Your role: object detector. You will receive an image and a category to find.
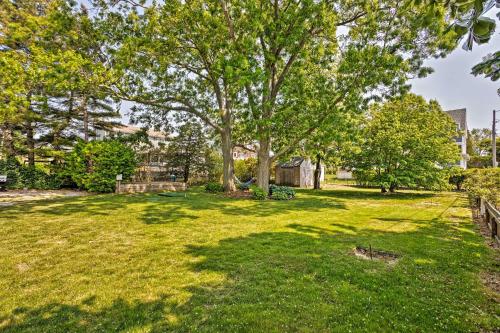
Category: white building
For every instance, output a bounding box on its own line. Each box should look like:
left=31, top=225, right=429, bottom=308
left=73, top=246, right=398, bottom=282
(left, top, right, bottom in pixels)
left=445, top=109, right=468, bottom=169
left=95, top=125, right=169, bottom=147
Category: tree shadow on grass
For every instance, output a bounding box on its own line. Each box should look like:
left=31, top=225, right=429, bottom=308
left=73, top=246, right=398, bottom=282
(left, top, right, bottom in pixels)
left=137, top=191, right=348, bottom=224
left=1, top=213, right=494, bottom=332
left=299, top=188, right=438, bottom=201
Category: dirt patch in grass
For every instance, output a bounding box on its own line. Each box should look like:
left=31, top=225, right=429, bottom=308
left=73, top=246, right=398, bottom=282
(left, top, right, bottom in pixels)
left=0, top=190, right=89, bottom=204
left=354, top=246, right=400, bottom=264
left=224, top=190, right=253, bottom=199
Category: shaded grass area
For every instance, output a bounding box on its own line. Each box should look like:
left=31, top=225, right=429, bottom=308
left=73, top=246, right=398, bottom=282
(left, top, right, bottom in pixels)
left=0, top=186, right=498, bottom=332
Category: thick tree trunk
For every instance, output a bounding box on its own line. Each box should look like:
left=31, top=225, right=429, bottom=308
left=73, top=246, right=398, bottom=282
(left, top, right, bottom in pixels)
left=314, top=153, right=321, bottom=190
left=82, top=96, right=89, bottom=142
left=25, top=120, right=35, bottom=167
left=381, top=186, right=387, bottom=193
left=221, top=127, right=236, bottom=192
left=183, top=163, right=190, bottom=183
left=257, top=135, right=271, bottom=193
left=389, top=183, right=396, bottom=193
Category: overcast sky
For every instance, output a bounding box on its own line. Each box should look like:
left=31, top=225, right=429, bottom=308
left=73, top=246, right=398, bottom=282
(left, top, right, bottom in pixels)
left=410, top=15, right=499, bottom=130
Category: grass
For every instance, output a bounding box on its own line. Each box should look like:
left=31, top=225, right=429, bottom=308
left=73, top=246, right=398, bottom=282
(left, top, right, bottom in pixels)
left=0, top=186, right=498, bottom=332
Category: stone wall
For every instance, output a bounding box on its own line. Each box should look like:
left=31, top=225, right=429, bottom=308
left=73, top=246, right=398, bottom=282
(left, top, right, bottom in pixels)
left=116, top=181, right=187, bottom=194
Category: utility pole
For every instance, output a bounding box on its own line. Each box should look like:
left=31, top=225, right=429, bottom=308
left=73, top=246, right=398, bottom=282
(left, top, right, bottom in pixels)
left=493, top=110, right=499, bottom=168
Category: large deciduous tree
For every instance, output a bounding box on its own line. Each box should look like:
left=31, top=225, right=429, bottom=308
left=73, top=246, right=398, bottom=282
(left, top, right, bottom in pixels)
left=96, top=0, right=460, bottom=192
left=348, top=94, right=460, bottom=193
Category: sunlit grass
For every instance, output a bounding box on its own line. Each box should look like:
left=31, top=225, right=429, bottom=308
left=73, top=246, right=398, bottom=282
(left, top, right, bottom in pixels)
left=0, top=186, right=498, bottom=332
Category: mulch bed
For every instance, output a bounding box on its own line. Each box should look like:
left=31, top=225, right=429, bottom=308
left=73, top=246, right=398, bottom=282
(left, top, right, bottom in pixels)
left=224, top=190, right=253, bottom=199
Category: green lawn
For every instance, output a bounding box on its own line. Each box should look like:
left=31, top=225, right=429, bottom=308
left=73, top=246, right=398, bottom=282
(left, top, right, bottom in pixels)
left=0, top=187, right=498, bottom=332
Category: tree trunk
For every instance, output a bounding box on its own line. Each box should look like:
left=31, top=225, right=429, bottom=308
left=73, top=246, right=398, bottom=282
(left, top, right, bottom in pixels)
left=389, top=183, right=396, bottom=193
left=82, top=96, right=89, bottom=142
left=25, top=120, right=35, bottom=167
left=314, top=153, right=321, bottom=190
left=257, top=135, right=271, bottom=193
left=221, top=127, right=236, bottom=192
left=183, top=162, right=190, bottom=184
left=381, top=186, right=387, bottom=193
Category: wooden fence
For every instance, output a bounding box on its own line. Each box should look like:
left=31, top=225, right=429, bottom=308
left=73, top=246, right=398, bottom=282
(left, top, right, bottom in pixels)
left=479, top=198, right=500, bottom=244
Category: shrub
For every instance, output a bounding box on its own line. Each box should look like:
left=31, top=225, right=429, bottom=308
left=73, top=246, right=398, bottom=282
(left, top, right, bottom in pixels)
left=463, top=168, right=500, bottom=208
left=271, top=191, right=289, bottom=200
left=0, top=157, right=62, bottom=190
left=250, top=185, right=267, bottom=200
left=269, top=184, right=295, bottom=200
left=65, top=140, right=137, bottom=193
left=205, top=182, right=224, bottom=193
left=448, top=167, right=466, bottom=190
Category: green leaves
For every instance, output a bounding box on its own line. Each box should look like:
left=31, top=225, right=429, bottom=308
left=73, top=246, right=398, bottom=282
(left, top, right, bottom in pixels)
left=471, top=51, right=500, bottom=81
left=65, top=139, right=137, bottom=192
left=348, top=94, right=461, bottom=191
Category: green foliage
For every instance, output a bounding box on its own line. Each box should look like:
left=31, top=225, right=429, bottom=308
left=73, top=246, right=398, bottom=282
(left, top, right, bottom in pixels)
left=250, top=185, right=267, bottom=200
left=269, top=184, right=296, bottom=200
left=234, top=158, right=257, bottom=182
left=164, top=119, right=215, bottom=183
left=451, top=0, right=498, bottom=51
left=466, top=128, right=499, bottom=168
left=269, top=191, right=288, bottom=201
left=65, top=140, right=136, bottom=193
left=205, top=182, right=224, bottom=193
left=463, top=168, right=500, bottom=207
left=448, top=167, right=466, bottom=191
left=96, top=0, right=462, bottom=192
left=347, top=94, right=460, bottom=192
left=0, top=157, right=61, bottom=190
left=472, top=51, right=500, bottom=81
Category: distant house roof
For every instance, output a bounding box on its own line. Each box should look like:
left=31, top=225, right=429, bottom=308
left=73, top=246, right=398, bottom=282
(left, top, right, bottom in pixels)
left=114, top=125, right=167, bottom=140
left=445, top=109, right=467, bottom=131
left=278, top=157, right=304, bottom=168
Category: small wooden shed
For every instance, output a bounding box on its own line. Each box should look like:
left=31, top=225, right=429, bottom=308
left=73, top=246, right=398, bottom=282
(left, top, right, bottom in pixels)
left=275, top=157, right=324, bottom=188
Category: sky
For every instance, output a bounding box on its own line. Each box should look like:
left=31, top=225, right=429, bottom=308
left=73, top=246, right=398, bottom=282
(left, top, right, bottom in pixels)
left=410, top=14, right=500, bottom=130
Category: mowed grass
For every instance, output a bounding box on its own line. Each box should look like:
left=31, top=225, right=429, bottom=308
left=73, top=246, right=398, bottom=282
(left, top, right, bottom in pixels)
left=0, top=187, right=498, bottom=332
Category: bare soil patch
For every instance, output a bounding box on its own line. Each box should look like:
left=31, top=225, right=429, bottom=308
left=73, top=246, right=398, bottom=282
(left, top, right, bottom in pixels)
left=224, top=190, right=253, bottom=199
left=0, top=189, right=89, bottom=204
left=354, top=246, right=400, bottom=264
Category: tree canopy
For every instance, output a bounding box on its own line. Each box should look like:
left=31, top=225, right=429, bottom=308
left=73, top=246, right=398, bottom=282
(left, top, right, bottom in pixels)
left=347, top=94, right=460, bottom=192
left=92, top=0, right=465, bottom=191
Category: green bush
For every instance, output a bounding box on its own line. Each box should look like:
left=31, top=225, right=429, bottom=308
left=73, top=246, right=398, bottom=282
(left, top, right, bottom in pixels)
left=0, top=157, right=62, bottom=190
left=250, top=185, right=267, bottom=200
left=205, top=182, right=224, bottom=193
left=270, top=191, right=289, bottom=200
left=448, top=167, right=466, bottom=190
left=463, top=168, right=500, bottom=207
left=269, top=184, right=295, bottom=200
left=65, top=140, right=137, bottom=193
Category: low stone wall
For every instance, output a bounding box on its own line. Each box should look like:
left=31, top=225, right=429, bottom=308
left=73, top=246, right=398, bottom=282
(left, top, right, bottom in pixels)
left=116, top=181, right=187, bottom=194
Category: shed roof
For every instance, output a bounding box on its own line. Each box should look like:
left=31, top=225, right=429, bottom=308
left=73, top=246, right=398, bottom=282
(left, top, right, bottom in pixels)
left=278, top=157, right=304, bottom=168
left=445, top=109, right=467, bottom=130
